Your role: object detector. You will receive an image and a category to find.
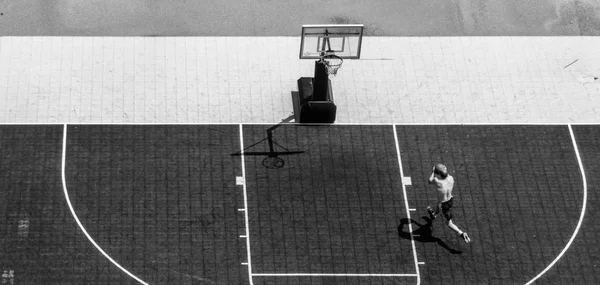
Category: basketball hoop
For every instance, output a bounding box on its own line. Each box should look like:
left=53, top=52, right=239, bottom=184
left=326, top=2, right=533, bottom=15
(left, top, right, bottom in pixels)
left=320, top=54, right=343, bottom=76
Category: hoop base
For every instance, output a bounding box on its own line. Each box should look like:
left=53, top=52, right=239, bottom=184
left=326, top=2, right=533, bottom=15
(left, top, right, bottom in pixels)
left=299, top=101, right=337, bottom=123
left=293, top=77, right=337, bottom=124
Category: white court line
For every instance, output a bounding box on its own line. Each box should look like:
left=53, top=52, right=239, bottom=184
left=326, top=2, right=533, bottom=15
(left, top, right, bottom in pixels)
left=392, top=124, right=421, bottom=285
left=61, top=124, right=149, bottom=285
left=524, top=124, right=588, bottom=284
left=1, top=122, right=595, bottom=126
left=235, top=122, right=593, bottom=126
left=252, top=273, right=418, bottom=277
left=238, top=124, right=254, bottom=285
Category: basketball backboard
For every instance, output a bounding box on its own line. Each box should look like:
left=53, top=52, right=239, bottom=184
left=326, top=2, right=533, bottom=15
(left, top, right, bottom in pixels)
left=300, top=24, right=364, bottom=59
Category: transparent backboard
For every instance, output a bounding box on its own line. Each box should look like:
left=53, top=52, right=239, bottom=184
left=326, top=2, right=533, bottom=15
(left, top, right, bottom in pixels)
left=300, top=24, right=364, bottom=59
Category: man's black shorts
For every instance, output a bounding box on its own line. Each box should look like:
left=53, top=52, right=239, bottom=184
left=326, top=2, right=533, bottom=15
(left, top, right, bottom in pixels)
left=440, top=198, right=454, bottom=221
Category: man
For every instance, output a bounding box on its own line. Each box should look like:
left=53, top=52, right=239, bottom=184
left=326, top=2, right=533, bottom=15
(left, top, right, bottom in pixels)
left=427, top=163, right=471, bottom=243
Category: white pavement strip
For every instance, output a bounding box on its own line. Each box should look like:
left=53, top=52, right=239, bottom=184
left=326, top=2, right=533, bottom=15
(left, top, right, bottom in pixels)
left=0, top=37, right=599, bottom=124
left=61, top=124, right=149, bottom=285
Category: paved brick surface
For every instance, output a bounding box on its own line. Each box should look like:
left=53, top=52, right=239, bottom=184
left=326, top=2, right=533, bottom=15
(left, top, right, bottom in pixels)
left=0, top=125, right=133, bottom=284
left=0, top=37, right=599, bottom=124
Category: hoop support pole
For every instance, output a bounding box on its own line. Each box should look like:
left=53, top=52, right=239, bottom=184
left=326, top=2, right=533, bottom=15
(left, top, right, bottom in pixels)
left=313, top=60, right=330, bottom=101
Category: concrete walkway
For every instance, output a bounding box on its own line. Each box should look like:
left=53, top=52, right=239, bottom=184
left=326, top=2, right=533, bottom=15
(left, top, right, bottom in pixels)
left=0, top=36, right=598, bottom=124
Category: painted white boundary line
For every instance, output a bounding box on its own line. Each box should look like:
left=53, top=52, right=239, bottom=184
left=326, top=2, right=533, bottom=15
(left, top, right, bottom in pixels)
left=252, top=273, right=418, bottom=277
left=1, top=122, right=597, bottom=126
left=392, top=125, right=421, bottom=285
left=61, top=124, right=149, bottom=285
left=238, top=124, right=254, bottom=285
left=524, top=124, right=588, bottom=284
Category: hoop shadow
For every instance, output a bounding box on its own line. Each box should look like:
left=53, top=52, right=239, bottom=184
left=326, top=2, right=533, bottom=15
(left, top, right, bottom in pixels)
left=398, top=216, right=462, bottom=254
left=230, top=115, right=304, bottom=169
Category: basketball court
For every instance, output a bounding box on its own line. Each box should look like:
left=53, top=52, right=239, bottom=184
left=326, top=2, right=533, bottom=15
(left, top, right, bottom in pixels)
left=1, top=20, right=599, bottom=285
left=0, top=123, right=595, bottom=284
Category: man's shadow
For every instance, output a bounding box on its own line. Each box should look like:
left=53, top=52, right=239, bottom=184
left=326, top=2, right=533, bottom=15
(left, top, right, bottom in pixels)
left=398, top=216, right=462, bottom=254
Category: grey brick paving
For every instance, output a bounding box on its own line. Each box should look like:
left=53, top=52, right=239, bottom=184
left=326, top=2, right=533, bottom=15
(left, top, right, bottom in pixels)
left=1, top=37, right=599, bottom=124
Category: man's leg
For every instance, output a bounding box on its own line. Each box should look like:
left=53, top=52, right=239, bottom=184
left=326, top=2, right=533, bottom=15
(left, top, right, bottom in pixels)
left=447, top=219, right=471, bottom=243
left=442, top=200, right=470, bottom=243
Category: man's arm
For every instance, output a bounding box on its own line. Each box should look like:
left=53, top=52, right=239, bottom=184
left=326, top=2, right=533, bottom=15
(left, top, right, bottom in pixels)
left=428, top=166, right=436, bottom=184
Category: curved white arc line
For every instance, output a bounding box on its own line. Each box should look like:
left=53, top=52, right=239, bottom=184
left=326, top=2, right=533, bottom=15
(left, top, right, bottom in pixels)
left=525, top=124, right=587, bottom=285
left=61, top=124, right=149, bottom=285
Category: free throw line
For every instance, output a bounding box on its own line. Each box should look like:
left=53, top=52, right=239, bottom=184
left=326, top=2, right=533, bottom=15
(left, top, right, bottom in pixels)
left=252, top=273, right=418, bottom=277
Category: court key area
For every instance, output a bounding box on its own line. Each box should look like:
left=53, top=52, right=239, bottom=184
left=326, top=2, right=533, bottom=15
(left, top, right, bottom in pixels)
left=0, top=124, right=597, bottom=284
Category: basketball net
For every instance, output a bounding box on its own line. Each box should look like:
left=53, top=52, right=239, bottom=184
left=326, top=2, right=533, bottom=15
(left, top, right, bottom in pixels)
left=320, top=31, right=344, bottom=76
left=320, top=53, right=343, bottom=76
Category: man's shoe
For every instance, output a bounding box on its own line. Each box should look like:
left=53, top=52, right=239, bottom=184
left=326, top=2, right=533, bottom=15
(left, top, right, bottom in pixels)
left=427, top=206, right=437, bottom=220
